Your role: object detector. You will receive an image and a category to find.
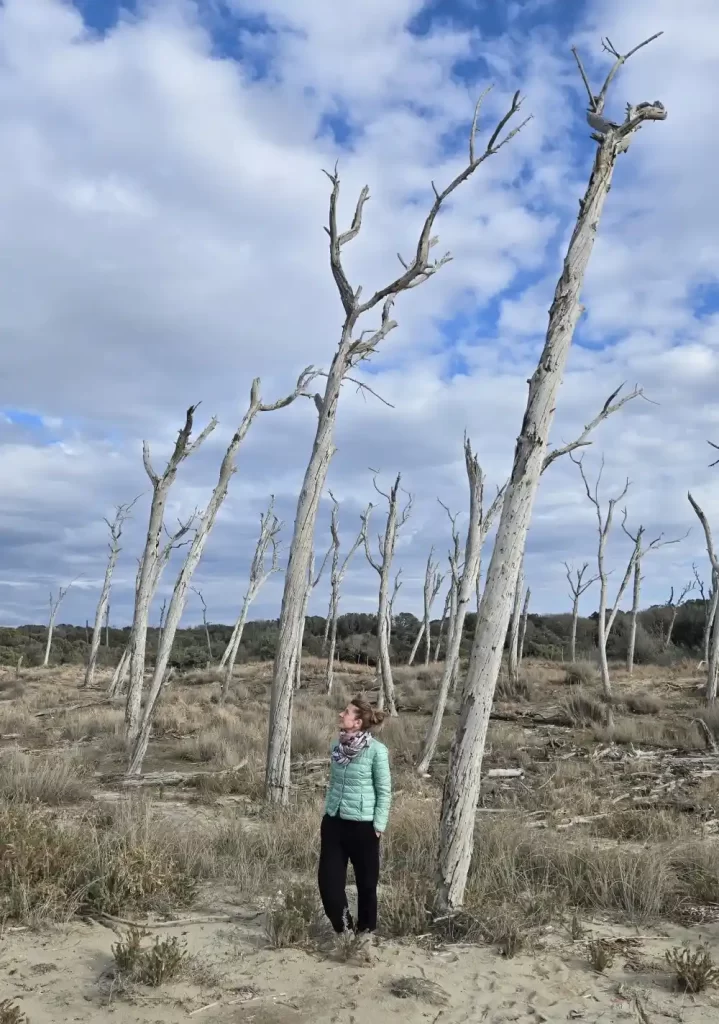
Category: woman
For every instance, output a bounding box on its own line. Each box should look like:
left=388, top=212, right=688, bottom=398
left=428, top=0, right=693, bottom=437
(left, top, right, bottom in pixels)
left=318, top=696, right=391, bottom=939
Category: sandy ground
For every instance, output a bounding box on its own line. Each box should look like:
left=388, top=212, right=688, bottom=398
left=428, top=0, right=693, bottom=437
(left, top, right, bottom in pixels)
left=2, top=911, right=718, bottom=1024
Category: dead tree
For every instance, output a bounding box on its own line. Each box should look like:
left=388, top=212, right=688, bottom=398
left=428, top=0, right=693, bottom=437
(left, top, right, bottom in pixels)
left=506, top=555, right=525, bottom=687
left=421, top=550, right=444, bottom=666
left=191, top=587, right=213, bottom=666
left=266, top=91, right=532, bottom=805
left=83, top=499, right=138, bottom=688
left=564, top=562, right=599, bottom=662
left=693, top=563, right=717, bottom=668
left=417, top=438, right=496, bottom=775
left=325, top=495, right=367, bottom=694
left=105, top=604, right=110, bottom=648
left=407, top=622, right=425, bottom=666
left=688, top=493, right=719, bottom=702
left=295, top=543, right=332, bottom=690
left=437, top=32, right=667, bottom=909
left=518, top=585, right=531, bottom=666
left=433, top=589, right=451, bottom=662
left=124, top=405, right=217, bottom=743
left=43, top=577, right=82, bottom=667
left=664, top=581, right=695, bottom=649
left=440, top=503, right=463, bottom=695
left=219, top=497, right=281, bottom=701
left=127, top=371, right=315, bottom=775
left=363, top=473, right=412, bottom=716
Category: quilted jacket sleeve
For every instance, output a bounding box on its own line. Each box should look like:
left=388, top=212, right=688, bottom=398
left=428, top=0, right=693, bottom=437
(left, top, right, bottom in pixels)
left=372, top=742, right=392, bottom=833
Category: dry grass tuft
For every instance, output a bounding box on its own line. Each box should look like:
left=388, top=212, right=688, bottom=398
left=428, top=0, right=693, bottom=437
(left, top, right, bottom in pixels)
left=564, top=661, right=600, bottom=687
left=561, top=688, right=606, bottom=726
left=0, top=1000, right=29, bottom=1024
left=0, top=750, right=91, bottom=805
left=112, top=926, right=189, bottom=987
left=665, top=944, right=719, bottom=993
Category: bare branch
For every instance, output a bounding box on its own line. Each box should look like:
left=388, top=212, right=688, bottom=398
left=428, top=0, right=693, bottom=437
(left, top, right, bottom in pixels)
left=593, top=32, right=664, bottom=116
left=323, top=168, right=370, bottom=315
left=571, top=46, right=596, bottom=109
left=543, top=384, right=643, bottom=471
left=258, top=365, right=319, bottom=412
left=314, top=369, right=395, bottom=408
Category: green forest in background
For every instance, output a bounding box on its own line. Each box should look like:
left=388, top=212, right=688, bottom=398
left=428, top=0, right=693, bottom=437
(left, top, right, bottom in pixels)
left=0, top=598, right=708, bottom=670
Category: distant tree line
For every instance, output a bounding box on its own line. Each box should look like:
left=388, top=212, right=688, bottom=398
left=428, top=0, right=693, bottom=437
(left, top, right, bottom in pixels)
left=0, top=598, right=706, bottom=671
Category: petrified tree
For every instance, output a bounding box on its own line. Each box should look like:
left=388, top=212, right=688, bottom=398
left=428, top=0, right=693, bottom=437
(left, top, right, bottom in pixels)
left=564, top=561, right=599, bottom=663
left=295, top=543, right=331, bottom=690
left=693, top=563, right=717, bottom=669
left=506, top=555, right=526, bottom=688
left=517, top=585, right=531, bottom=667
left=126, top=371, right=314, bottom=775
left=219, top=497, right=281, bottom=702
left=688, top=493, right=719, bottom=702
left=83, top=499, right=137, bottom=687
left=363, top=473, right=412, bottom=715
left=266, top=89, right=531, bottom=805
left=43, top=576, right=82, bottom=668
left=407, top=549, right=444, bottom=668
left=324, top=494, right=367, bottom=694
left=433, top=588, right=451, bottom=662
left=437, top=32, right=667, bottom=909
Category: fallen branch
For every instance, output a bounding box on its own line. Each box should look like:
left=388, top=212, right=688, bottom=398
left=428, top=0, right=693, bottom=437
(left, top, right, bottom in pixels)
left=102, top=760, right=248, bottom=788
left=85, top=909, right=261, bottom=930
left=34, top=698, right=115, bottom=718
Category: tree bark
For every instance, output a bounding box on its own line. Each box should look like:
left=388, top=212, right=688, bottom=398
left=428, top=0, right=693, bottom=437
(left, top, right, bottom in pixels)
left=127, top=374, right=312, bottom=776
left=421, top=550, right=443, bottom=667
left=436, top=41, right=666, bottom=909
left=363, top=475, right=412, bottom=716
left=266, top=91, right=531, bottom=804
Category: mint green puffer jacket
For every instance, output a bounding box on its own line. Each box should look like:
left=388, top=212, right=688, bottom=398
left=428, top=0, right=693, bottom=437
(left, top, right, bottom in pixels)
left=324, top=737, right=392, bottom=833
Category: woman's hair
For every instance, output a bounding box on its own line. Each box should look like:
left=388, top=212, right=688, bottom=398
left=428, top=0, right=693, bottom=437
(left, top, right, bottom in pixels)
left=350, top=695, right=385, bottom=731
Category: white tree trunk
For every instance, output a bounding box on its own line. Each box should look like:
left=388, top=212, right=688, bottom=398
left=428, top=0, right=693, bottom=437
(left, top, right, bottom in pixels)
left=85, top=502, right=136, bottom=687
left=518, top=586, right=531, bottom=666
left=43, top=578, right=80, bottom=668
left=434, top=590, right=451, bottom=662
left=507, top=558, right=525, bottom=686
left=221, top=499, right=281, bottom=701
left=570, top=596, right=580, bottom=664
left=266, top=92, right=531, bottom=803
left=626, top=559, right=642, bottom=674
left=125, top=406, right=217, bottom=744
left=436, top=51, right=667, bottom=908
left=325, top=497, right=366, bottom=695
left=109, top=644, right=130, bottom=697
left=408, top=624, right=425, bottom=666
left=705, top=578, right=718, bottom=668
left=688, top=495, right=719, bottom=703
left=127, top=375, right=311, bottom=776
left=417, top=438, right=485, bottom=774
left=421, top=550, right=443, bottom=667
left=364, top=475, right=411, bottom=717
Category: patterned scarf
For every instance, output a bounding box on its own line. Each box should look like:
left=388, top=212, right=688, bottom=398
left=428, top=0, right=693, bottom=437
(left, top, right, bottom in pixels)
left=332, top=729, right=371, bottom=766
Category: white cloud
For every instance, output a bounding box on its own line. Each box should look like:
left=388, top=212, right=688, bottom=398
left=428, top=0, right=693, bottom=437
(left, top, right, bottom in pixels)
left=0, top=0, right=717, bottom=632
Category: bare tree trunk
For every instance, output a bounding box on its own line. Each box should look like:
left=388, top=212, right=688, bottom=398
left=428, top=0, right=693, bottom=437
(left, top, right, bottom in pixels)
left=363, top=475, right=412, bottom=716
left=626, top=559, right=642, bottom=674
left=664, top=581, right=694, bottom=649
left=507, top=557, right=525, bottom=686
left=434, top=591, right=451, bottom=662
left=408, top=624, right=425, bottom=666
left=706, top=578, right=718, bottom=668
left=417, top=438, right=489, bottom=774
left=105, top=603, right=110, bottom=649
left=688, top=494, right=719, bottom=702
left=436, top=36, right=667, bottom=910
left=421, top=550, right=444, bottom=667
left=84, top=501, right=137, bottom=688
left=295, top=543, right=331, bottom=691
left=266, top=90, right=531, bottom=804
left=220, top=497, right=281, bottom=701
left=127, top=374, right=313, bottom=776
left=518, top=586, right=531, bottom=666
left=43, top=577, right=81, bottom=667
left=125, top=405, right=217, bottom=744
left=325, top=495, right=366, bottom=694
left=109, top=645, right=130, bottom=697
left=191, top=587, right=213, bottom=666
left=564, top=562, right=598, bottom=664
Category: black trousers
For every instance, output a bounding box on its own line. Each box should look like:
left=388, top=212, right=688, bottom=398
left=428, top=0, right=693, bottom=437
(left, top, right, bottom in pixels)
left=317, top=814, right=380, bottom=934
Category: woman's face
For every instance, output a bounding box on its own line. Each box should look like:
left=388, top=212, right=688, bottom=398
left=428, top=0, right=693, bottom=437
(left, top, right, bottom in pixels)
left=339, top=703, right=363, bottom=733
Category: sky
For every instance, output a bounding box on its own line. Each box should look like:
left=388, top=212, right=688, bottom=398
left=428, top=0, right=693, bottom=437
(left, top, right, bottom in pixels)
left=1, top=0, right=718, bottom=630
